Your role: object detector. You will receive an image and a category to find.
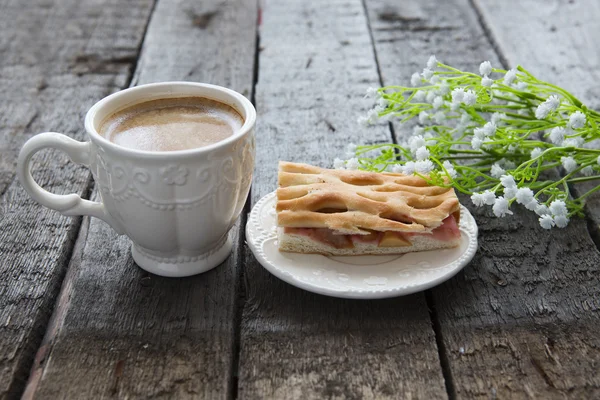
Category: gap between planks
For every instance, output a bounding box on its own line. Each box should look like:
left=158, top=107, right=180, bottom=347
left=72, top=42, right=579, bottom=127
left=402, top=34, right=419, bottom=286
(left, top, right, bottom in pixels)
left=229, top=5, right=262, bottom=399
left=19, top=1, right=159, bottom=397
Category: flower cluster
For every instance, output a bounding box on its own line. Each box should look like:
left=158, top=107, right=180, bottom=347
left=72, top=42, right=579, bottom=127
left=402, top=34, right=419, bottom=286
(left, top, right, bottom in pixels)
left=338, top=57, right=600, bottom=229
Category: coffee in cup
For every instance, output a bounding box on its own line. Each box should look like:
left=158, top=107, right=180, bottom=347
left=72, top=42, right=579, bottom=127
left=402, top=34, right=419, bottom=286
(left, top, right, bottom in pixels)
left=99, top=97, right=244, bottom=152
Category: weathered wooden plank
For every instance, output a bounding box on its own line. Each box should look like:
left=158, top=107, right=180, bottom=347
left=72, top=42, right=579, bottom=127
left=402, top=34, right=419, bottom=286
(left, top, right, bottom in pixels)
left=238, top=0, right=447, bottom=398
left=473, top=0, right=600, bottom=245
left=366, top=0, right=600, bottom=397
left=23, top=0, right=258, bottom=398
left=0, top=0, right=155, bottom=398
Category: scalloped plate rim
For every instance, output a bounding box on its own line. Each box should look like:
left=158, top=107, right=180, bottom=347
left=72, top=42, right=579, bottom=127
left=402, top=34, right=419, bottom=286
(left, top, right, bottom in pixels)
left=246, top=191, right=478, bottom=299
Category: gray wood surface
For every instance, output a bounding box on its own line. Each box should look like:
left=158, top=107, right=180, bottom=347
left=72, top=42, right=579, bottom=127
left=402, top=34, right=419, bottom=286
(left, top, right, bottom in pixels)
left=367, top=0, right=600, bottom=397
left=0, top=0, right=155, bottom=398
left=2, top=0, right=599, bottom=398
left=237, top=0, right=447, bottom=398
left=23, top=0, right=257, bottom=398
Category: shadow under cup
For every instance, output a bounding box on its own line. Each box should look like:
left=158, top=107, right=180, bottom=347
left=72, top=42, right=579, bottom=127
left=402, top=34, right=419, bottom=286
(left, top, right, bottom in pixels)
left=86, top=82, right=256, bottom=277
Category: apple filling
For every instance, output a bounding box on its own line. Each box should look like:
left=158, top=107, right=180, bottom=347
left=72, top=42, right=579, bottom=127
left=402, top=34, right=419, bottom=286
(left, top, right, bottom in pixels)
left=283, top=215, right=460, bottom=249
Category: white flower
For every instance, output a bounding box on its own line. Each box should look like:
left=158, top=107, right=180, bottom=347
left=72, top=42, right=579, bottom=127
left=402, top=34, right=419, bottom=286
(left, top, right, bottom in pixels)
left=450, top=102, right=461, bottom=111
left=460, top=113, right=472, bottom=124
left=438, top=82, right=450, bottom=95
left=581, top=166, right=594, bottom=176
left=432, top=96, right=444, bottom=110
left=473, top=127, right=486, bottom=140
left=365, top=87, right=379, bottom=99
left=493, top=196, right=513, bottom=217
left=569, top=111, right=586, bottom=129
left=554, top=215, right=569, bottom=228
left=504, top=186, right=517, bottom=200
left=481, top=190, right=496, bottom=205
left=471, top=137, right=482, bottom=150
left=403, top=161, right=416, bottom=175
left=549, top=200, right=567, bottom=216
left=525, top=199, right=539, bottom=211
left=427, top=55, right=438, bottom=69
left=503, top=68, right=517, bottom=85
left=500, top=174, right=517, bottom=188
left=391, top=164, right=403, bottom=173
left=430, top=75, right=441, bottom=84
left=455, top=123, right=467, bottom=135
left=377, top=97, right=388, bottom=108
left=347, top=143, right=357, bottom=155
left=414, top=91, right=426, bottom=102
left=443, top=160, right=457, bottom=178
left=333, top=158, right=346, bottom=169
left=433, top=111, right=446, bottom=124
left=479, top=61, right=493, bottom=76
left=413, top=126, right=424, bottom=135
left=426, top=91, right=437, bottom=104
left=536, top=95, right=560, bottom=119
left=549, top=127, right=565, bottom=145
left=422, top=68, right=434, bottom=80
left=561, top=156, right=577, bottom=173
left=483, top=122, right=497, bottom=136
left=419, top=111, right=429, bottom=124
left=598, top=155, right=600, bottom=165
left=470, top=192, right=486, bottom=207
left=367, top=109, right=379, bottom=124
left=535, top=103, right=551, bottom=119
left=451, top=88, right=465, bottom=103
left=346, top=158, right=360, bottom=170
left=546, top=95, right=561, bottom=110
left=539, top=215, right=555, bottom=229
left=409, top=135, right=426, bottom=153
left=515, top=81, right=527, bottom=91
left=357, top=116, right=369, bottom=126
left=481, top=76, right=493, bottom=87
left=562, top=137, right=584, bottom=148
left=415, top=146, right=430, bottom=160
left=411, top=72, right=421, bottom=86
left=463, top=90, right=477, bottom=106
left=531, top=147, right=543, bottom=158
left=415, top=159, right=434, bottom=174
left=535, top=204, right=550, bottom=216
left=490, top=163, right=506, bottom=178
left=491, top=113, right=505, bottom=124
left=515, top=187, right=534, bottom=205
left=424, top=131, right=434, bottom=139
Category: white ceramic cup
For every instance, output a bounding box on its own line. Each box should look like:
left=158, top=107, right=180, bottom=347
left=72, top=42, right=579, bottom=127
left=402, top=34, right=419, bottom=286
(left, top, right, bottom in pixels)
left=17, top=82, right=256, bottom=277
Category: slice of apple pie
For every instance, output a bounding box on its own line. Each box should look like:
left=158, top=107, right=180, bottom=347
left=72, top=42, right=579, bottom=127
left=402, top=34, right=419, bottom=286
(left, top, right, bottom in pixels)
left=276, top=161, right=462, bottom=256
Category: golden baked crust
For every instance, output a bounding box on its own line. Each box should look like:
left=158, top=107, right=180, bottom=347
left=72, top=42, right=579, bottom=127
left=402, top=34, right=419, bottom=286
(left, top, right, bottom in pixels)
left=276, top=161, right=460, bottom=235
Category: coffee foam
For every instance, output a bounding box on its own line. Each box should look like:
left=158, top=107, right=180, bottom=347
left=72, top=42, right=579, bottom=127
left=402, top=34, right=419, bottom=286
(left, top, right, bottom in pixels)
left=99, top=97, right=244, bottom=152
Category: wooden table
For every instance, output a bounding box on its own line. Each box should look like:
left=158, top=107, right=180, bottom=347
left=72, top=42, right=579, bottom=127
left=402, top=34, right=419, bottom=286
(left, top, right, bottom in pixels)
left=1, top=0, right=600, bottom=398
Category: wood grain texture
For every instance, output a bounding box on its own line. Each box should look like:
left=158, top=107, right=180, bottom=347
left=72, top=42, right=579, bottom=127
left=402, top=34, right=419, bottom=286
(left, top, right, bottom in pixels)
left=0, top=0, right=154, bottom=398
left=24, top=0, right=257, bottom=399
left=473, top=0, right=600, bottom=251
left=366, top=0, right=600, bottom=397
left=238, top=0, right=447, bottom=398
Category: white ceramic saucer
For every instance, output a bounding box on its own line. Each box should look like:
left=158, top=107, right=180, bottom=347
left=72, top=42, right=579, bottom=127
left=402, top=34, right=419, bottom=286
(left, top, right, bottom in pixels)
left=246, top=191, right=478, bottom=299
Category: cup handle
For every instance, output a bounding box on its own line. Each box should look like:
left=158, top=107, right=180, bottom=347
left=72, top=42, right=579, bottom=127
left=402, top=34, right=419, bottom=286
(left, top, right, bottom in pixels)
left=17, top=132, right=122, bottom=233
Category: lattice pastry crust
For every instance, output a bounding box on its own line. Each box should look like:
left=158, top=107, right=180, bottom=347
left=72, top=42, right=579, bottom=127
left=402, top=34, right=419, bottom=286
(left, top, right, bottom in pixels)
left=276, top=161, right=460, bottom=235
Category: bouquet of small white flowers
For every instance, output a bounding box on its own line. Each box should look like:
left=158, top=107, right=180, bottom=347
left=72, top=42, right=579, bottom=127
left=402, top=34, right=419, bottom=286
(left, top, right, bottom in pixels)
left=337, top=56, right=600, bottom=229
